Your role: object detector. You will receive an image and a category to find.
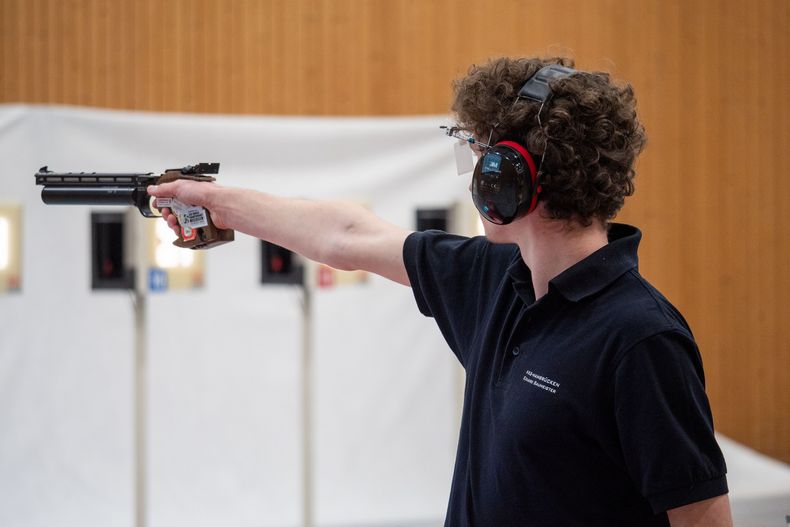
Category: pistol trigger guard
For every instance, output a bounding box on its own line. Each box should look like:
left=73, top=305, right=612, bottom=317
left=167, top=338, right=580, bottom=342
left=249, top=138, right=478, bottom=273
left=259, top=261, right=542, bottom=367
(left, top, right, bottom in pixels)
left=135, top=191, right=157, bottom=218
left=145, top=195, right=163, bottom=218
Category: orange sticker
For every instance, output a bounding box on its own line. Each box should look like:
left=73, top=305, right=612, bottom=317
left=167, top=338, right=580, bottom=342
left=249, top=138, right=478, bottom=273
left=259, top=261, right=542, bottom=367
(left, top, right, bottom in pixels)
left=181, top=226, right=196, bottom=242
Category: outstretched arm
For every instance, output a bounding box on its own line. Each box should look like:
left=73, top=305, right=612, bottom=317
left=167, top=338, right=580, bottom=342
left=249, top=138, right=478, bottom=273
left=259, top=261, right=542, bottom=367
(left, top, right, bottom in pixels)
left=148, top=180, right=412, bottom=286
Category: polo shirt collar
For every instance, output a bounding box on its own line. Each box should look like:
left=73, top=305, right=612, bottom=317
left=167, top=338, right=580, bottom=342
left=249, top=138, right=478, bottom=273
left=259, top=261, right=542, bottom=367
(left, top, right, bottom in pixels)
left=506, top=223, right=642, bottom=303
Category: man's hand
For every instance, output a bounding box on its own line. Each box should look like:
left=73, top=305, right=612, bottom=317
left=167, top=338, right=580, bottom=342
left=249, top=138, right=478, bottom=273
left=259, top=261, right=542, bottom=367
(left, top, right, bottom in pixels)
left=667, top=494, right=732, bottom=527
left=148, top=180, right=229, bottom=235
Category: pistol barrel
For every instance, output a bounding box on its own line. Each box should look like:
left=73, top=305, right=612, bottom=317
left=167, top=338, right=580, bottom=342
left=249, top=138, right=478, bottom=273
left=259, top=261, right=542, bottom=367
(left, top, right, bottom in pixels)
left=40, top=186, right=138, bottom=206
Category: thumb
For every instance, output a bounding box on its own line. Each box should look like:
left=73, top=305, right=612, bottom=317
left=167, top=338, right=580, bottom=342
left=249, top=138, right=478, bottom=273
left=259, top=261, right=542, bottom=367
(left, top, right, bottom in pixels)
left=147, top=181, right=180, bottom=198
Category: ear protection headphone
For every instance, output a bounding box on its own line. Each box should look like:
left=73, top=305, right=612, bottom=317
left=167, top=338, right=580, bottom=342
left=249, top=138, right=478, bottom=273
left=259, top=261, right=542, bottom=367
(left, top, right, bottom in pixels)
left=472, top=64, right=576, bottom=225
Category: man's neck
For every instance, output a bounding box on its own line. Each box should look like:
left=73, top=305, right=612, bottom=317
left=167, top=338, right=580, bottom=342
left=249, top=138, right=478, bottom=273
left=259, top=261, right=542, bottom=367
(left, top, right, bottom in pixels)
left=514, top=215, right=609, bottom=301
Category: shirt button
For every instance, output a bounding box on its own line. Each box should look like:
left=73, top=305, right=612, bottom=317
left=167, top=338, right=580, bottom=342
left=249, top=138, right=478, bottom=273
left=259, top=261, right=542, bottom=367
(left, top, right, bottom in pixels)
left=511, top=346, right=520, bottom=356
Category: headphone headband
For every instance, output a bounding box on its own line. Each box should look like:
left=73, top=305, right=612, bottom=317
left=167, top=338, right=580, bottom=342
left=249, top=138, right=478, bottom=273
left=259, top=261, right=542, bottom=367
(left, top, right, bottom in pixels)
left=517, top=64, right=576, bottom=103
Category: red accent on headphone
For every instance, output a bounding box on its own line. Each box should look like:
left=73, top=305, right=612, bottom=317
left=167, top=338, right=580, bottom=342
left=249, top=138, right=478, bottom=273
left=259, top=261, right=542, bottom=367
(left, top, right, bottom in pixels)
left=497, top=140, right=541, bottom=214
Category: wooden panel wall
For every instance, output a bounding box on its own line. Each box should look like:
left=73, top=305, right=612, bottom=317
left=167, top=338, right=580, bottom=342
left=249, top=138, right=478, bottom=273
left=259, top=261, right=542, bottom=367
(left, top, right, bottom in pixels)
left=2, top=0, right=788, bottom=462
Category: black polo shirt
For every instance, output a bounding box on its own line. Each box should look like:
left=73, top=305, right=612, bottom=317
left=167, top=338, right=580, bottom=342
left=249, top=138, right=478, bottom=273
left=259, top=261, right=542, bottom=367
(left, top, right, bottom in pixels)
left=403, top=223, right=727, bottom=527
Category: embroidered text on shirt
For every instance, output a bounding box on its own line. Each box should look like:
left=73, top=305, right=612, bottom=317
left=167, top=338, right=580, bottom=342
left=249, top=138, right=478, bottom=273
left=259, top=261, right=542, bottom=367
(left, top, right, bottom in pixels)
left=523, top=370, right=560, bottom=394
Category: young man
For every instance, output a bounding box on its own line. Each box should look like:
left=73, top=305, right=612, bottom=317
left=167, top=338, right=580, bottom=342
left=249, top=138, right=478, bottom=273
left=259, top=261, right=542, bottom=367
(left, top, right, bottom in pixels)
left=149, top=57, right=731, bottom=526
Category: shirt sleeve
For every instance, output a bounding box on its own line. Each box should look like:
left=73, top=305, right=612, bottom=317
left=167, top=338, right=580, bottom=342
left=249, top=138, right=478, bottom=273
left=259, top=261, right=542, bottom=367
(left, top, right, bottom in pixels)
left=403, top=230, right=517, bottom=367
left=613, top=330, right=728, bottom=512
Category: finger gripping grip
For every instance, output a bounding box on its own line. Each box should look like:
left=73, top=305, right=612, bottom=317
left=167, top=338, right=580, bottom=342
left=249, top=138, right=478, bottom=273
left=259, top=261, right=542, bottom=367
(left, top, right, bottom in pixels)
left=158, top=168, right=234, bottom=250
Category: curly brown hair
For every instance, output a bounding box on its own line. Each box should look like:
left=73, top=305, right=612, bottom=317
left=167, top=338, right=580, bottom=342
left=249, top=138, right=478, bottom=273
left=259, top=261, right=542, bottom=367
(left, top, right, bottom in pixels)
left=451, top=57, right=647, bottom=226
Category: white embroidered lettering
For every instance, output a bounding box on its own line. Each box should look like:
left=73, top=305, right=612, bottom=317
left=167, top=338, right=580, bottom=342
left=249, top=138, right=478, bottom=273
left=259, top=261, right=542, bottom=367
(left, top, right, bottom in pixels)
left=523, top=370, right=560, bottom=394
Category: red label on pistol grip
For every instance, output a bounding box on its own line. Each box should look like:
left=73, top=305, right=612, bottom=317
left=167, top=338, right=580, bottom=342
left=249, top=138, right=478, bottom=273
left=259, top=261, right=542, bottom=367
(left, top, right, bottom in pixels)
left=181, top=226, right=197, bottom=242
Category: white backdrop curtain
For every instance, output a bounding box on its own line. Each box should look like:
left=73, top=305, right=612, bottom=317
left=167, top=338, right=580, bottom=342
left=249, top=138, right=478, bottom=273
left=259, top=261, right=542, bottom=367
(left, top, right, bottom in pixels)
left=0, top=105, right=467, bottom=527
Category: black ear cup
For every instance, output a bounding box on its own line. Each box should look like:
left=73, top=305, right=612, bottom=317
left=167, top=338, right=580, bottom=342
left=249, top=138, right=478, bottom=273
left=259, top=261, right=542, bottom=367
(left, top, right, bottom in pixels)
left=472, top=141, right=539, bottom=225
left=471, top=64, right=575, bottom=225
